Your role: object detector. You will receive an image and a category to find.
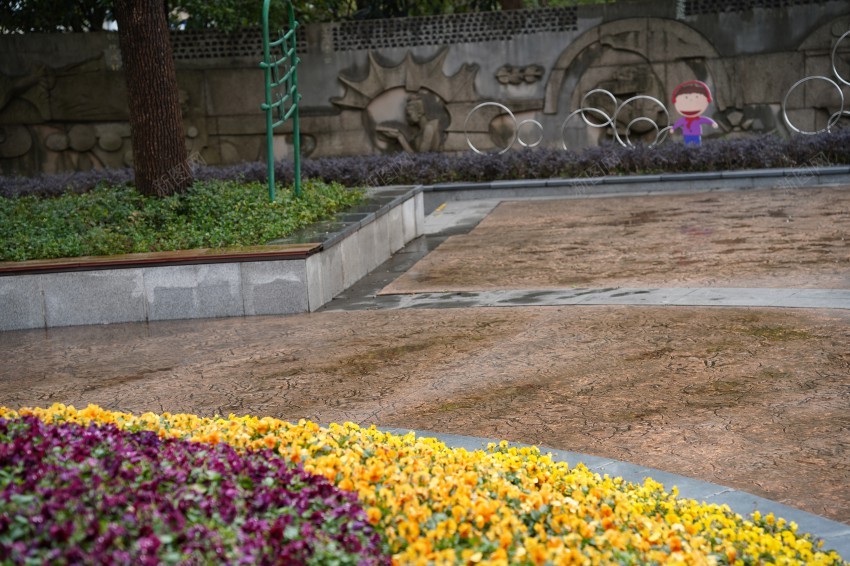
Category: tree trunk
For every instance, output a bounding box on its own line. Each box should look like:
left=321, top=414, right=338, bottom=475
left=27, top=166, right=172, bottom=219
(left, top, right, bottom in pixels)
left=500, top=0, right=523, bottom=9
left=114, top=0, right=191, bottom=197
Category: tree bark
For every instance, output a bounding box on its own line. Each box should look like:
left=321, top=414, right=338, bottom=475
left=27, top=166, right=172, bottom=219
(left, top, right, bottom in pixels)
left=114, top=0, right=191, bottom=196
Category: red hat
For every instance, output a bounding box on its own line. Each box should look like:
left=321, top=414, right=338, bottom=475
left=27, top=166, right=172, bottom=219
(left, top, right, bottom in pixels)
left=672, top=80, right=712, bottom=104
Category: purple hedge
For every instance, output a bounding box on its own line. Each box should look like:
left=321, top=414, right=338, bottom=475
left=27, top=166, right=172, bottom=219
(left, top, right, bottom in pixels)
left=0, top=416, right=388, bottom=566
left=2, top=130, right=849, bottom=198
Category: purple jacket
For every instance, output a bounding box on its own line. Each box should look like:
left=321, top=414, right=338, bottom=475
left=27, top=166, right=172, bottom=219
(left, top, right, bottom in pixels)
left=674, top=116, right=713, bottom=136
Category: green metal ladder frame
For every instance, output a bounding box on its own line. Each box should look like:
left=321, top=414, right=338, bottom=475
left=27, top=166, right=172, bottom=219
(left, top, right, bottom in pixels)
left=260, top=0, right=301, bottom=200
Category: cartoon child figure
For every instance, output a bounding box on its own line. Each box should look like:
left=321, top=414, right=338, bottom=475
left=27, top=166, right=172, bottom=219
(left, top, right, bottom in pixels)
left=671, top=80, right=718, bottom=146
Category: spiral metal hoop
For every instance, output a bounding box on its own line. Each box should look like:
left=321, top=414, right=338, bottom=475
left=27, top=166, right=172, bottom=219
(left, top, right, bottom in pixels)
left=832, top=30, right=850, bottom=87
left=517, top=119, right=544, bottom=148
left=783, top=30, right=850, bottom=134
left=463, top=102, right=517, bottom=154
left=655, top=125, right=674, bottom=146
left=465, top=89, right=678, bottom=152
left=561, top=107, right=612, bottom=150
left=782, top=76, right=845, bottom=135
left=612, top=95, right=671, bottom=148
left=624, top=118, right=673, bottom=148
left=579, top=89, right=617, bottom=128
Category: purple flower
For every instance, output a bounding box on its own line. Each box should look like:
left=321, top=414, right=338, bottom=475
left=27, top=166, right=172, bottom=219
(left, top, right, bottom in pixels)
left=4, top=130, right=849, bottom=199
left=0, top=416, right=388, bottom=565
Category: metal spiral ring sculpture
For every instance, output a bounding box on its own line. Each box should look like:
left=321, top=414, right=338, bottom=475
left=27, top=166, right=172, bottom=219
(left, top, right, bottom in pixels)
left=464, top=89, right=672, bottom=153
left=463, top=102, right=517, bottom=155
left=782, top=29, right=850, bottom=135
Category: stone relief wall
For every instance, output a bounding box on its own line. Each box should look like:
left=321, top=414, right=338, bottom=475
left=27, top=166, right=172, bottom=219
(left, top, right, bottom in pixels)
left=0, top=0, right=848, bottom=176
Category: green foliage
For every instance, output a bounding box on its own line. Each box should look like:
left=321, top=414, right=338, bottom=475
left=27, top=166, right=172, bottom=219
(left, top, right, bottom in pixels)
left=523, top=0, right=613, bottom=6
left=172, top=0, right=282, bottom=30
left=1, top=0, right=111, bottom=32
left=0, top=179, right=364, bottom=262
left=339, top=0, right=500, bottom=21
left=172, top=0, right=360, bottom=28
left=0, top=0, right=597, bottom=33
left=168, top=0, right=507, bottom=29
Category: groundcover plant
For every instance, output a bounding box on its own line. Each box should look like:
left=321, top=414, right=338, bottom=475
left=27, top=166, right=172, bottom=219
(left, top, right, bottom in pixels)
left=0, top=179, right=364, bottom=262
left=2, top=131, right=848, bottom=199
left=0, top=404, right=845, bottom=565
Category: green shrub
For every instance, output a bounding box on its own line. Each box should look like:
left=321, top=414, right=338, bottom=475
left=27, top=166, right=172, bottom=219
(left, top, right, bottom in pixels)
left=0, top=179, right=363, bottom=262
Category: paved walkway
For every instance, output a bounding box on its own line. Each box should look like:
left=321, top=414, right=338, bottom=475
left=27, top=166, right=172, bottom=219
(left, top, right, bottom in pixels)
left=328, top=192, right=850, bottom=311
left=385, top=188, right=850, bottom=293
left=1, top=184, right=848, bottom=559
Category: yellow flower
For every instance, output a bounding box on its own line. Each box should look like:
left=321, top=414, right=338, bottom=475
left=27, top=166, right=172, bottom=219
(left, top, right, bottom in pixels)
left=8, top=404, right=845, bottom=566
left=366, top=507, right=382, bottom=526
left=398, top=520, right=421, bottom=543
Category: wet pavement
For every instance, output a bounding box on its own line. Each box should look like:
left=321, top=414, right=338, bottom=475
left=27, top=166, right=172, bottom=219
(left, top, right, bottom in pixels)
left=1, top=183, right=849, bottom=553
left=383, top=187, right=850, bottom=293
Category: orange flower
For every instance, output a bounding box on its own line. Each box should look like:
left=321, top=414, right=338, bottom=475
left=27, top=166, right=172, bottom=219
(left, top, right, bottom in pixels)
left=366, top=462, right=385, bottom=483
left=669, top=535, right=683, bottom=552
left=499, top=529, right=513, bottom=548
left=366, top=507, right=382, bottom=526
left=398, top=520, right=421, bottom=542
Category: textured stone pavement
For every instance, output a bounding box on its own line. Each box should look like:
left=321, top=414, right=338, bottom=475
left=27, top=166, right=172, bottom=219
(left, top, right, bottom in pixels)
left=5, top=305, right=847, bottom=523
left=1, top=185, right=848, bottom=555
left=383, top=187, right=850, bottom=293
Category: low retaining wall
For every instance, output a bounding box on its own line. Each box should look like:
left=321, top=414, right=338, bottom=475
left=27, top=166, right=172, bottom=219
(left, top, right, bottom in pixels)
left=3, top=166, right=848, bottom=331
left=0, top=186, right=424, bottom=331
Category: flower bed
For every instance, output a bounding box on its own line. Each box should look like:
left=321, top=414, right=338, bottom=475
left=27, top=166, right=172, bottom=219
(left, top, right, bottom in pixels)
left=0, top=415, right=383, bottom=565
left=1, top=404, right=845, bottom=565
